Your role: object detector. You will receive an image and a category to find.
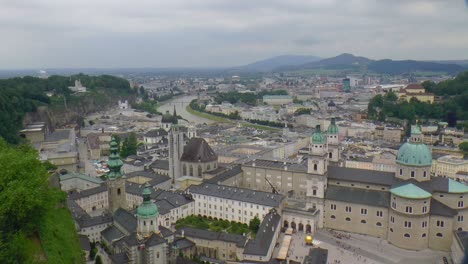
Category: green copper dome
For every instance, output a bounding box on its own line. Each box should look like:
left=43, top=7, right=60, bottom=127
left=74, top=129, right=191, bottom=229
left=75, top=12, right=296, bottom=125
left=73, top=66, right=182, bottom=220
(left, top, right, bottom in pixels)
left=396, top=142, right=432, bottom=166
left=137, top=184, right=159, bottom=218
left=411, top=125, right=422, bottom=135
left=390, top=183, right=432, bottom=199
left=107, top=136, right=124, bottom=179
left=327, top=118, right=339, bottom=134
left=312, top=125, right=326, bottom=144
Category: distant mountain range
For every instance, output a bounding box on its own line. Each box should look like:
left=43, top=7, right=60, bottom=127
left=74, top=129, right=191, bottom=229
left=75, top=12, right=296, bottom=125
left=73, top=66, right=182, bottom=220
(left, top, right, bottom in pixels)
left=239, top=53, right=467, bottom=75
left=236, top=55, right=321, bottom=72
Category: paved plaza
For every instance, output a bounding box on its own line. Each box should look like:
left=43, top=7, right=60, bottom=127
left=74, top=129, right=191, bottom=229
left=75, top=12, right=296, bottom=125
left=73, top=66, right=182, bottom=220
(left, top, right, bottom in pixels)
left=274, top=229, right=452, bottom=264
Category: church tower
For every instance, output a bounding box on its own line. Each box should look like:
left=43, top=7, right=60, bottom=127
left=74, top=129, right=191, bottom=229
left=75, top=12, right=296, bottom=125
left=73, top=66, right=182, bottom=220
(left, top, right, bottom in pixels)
left=308, top=125, right=328, bottom=175
left=169, top=125, right=184, bottom=183
left=107, top=136, right=127, bottom=212
left=137, top=183, right=159, bottom=238
left=326, top=117, right=340, bottom=163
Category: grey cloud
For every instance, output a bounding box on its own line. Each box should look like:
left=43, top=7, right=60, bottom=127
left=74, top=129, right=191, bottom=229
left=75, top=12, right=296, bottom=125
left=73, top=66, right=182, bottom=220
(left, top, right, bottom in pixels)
left=0, top=0, right=467, bottom=69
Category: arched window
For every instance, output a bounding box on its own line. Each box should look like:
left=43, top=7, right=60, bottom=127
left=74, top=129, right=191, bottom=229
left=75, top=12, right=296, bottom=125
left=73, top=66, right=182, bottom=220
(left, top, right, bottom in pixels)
left=376, top=222, right=382, bottom=227
left=329, top=152, right=332, bottom=159
left=361, top=220, right=366, bottom=224
left=345, top=217, right=351, bottom=222
left=151, top=220, right=153, bottom=225
left=189, top=165, right=193, bottom=176
left=207, top=164, right=211, bottom=170
left=117, top=188, right=121, bottom=195
left=331, top=215, right=336, bottom=219
left=144, top=221, right=146, bottom=226
left=198, top=165, right=202, bottom=177
left=422, top=233, right=426, bottom=237
left=313, top=164, right=318, bottom=171
left=436, top=233, right=443, bottom=237
left=404, top=233, right=410, bottom=238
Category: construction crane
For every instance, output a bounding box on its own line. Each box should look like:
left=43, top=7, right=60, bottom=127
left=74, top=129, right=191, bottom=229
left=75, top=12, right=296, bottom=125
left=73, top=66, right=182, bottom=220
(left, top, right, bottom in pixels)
left=264, top=176, right=279, bottom=194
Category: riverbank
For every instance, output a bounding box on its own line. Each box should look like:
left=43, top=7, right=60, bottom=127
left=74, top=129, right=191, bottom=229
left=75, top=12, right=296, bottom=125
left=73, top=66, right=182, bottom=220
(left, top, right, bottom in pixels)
left=186, top=104, right=279, bottom=131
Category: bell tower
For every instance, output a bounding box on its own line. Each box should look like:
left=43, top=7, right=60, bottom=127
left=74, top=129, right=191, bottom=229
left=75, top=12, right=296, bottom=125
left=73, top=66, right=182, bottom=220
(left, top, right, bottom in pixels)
left=169, top=125, right=184, bottom=183
left=307, top=125, right=328, bottom=175
left=326, top=117, right=340, bottom=163
left=137, top=183, right=159, bottom=238
left=107, top=136, right=127, bottom=212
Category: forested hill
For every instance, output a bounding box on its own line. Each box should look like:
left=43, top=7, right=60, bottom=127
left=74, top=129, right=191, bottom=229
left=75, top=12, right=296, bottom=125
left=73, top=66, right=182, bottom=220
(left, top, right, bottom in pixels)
left=0, top=74, right=134, bottom=144
left=367, top=71, right=468, bottom=126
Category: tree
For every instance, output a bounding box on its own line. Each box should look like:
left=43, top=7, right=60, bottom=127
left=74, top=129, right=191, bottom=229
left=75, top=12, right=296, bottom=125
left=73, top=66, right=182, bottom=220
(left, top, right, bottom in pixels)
left=95, top=255, right=103, bottom=264
left=460, top=142, right=468, bottom=153
left=120, top=132, right=138, bottom=158
left=249, top=216, right=261, bottom=234
left=0, top=139, right=60, bottom=262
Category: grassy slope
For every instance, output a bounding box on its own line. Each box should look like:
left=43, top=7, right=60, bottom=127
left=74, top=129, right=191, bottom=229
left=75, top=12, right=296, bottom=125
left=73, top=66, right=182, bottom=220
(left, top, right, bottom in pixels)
left=37, top=206, right=84, bottom=263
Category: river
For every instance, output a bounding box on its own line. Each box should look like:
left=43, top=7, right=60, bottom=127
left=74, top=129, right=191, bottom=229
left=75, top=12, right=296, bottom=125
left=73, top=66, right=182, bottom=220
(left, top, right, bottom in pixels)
left=157, top=95, right=215, bottom=124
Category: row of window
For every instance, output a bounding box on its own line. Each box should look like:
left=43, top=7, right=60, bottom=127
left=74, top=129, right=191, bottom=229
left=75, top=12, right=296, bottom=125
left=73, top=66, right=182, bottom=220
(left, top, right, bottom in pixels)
left=391, top=203, right=430, bottom=213
left=334, top=182, right=387, bottom=191
left=330, top=204, right=383, bottom=217
left=330, top=215, right=383, bottom=226
left=399, top=169, right=427, bottom=178
left=389, top=228, right=444, bottom=238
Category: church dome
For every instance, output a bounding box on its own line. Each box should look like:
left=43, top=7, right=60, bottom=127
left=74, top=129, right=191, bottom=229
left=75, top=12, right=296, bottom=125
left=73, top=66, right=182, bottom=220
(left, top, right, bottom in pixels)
left=137, top=186, right=159, bottom=218
left=327, top=118, right=338, bottom=134
left=312, top=125, right=326, bottom=144
left=396, top=142, right=432, bottom=166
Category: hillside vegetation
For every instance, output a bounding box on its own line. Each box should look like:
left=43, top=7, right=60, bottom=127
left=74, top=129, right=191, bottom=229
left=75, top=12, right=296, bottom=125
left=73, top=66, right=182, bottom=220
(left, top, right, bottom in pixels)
left=0, top=74, right=134, bottom=144
left=0, top=140, right=83, bottom=263
left=368, top=71, right=468, bottom=124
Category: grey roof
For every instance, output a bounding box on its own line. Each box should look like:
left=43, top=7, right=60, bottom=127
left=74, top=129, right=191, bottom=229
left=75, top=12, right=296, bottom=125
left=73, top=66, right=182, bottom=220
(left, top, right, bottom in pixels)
left=79, top=235, right=91, bottom=251
left=173, top=238, right=196, bottom=250
left=175, top=227, right=247, bottom=247
left=110, top=252, right=129, bottom=264
left=303, top=248, right=328, bottom=264
left=77, top=214, right=113, bottom=228
left=430, top=199, right=457, bottom=217
left=146, top=233, right=167, bottom=246
left=114, top=208, right=137, bottom=233
left=243, top=209, right=281, bottom=256
left=69, top=184, right=107, bottom=200
left=325, top=185, right=390, bottom=208
left=125, top=184, right=193, bottom=210
left=126, top=170, right=170, bottom=185
left=176, top=256, right=199, bottom=264
left=205, top=165, right=242, bottom=184
left=454, top=231, right=468, bottom=251
left=244, top=159, right=307, bottom=172
left=45, top=129, right=71, bottom=142
left=67, top=198, right=87, bottom=220
left=159, top=225, right=174, bottom=238
left=150, top=160, right=169, bottom=170
left=101, top=225, right=125, bottom=242
left=144, top=129, right=168, bottom=137
left=180, top=138, right=218, bottom=162
left=123, top=232, right=140, bottom=246
left=188, top=183, right=284, bottom=208
left=155, top=200, right=174, bottom=215
left=328, top=166, right=396, bottom=186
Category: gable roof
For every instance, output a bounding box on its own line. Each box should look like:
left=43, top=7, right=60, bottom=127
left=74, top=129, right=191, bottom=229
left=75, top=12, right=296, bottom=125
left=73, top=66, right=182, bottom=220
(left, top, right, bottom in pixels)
left=326, top=185, right=390, bottom=208
left=243, top=209, right=281, bottom=256
left=114, top=208, right=137, bottom=234
left=180, top=138, right=218, bottom=163
left=430, top=199, right=457, bottom=217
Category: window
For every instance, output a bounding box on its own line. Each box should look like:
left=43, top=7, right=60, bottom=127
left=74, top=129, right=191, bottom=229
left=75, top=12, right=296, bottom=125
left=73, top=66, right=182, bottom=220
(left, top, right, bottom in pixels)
left=405, top=206, right=413, bottom=213
left=390, top=228, right=393, bottom=232
left=117, top=188, right=121, bottom=195
left=422, top=233, right=426, bottom=238
left=436, top=233, right=443, bottom=237
left=377, top=211, right=383, bottom=217
left=399, top=169, right=403, bottom=175
left=329, top=152, right=332, bottom=159
left=157, top=252, right=160, bottom=258
left=410, top=171, right=415, bottom=178
left=436, top=220, right=444, bottom=227
left=458, top=215, right=464, bottom=222
left=422, top=221, right=427, bottom=228
left=404, top=233, right=410, bottom=238
left=313, top=164, right=317, bottom=171
left=361, top=220, right=366, bottom=224
left=391, top=202, right=396, bottom=209
left=151, top=220, right=153, bottom=225
left=376, top=222, right=382, bottom=227
left=422, top=206, right=427, bottom=213
left=458, top=201, right=464, bottom=208
left=313, top=189, right=317, bottom=196
left=423, top=171, right=427, bottom=177
left=404, top=221, right=412, bottom=228
left=331, top=215, right=336, bottom=219
left=345, top=217, right=351, bottom=222
left=144, top=221, right=146, bottom=226
left=390, top=216, right=394, bottom=223
left=330, top=204, right=337, bottom=210
left=361, top=208, right=367, bottom=215
left=345, top=206, right=352, bottom=213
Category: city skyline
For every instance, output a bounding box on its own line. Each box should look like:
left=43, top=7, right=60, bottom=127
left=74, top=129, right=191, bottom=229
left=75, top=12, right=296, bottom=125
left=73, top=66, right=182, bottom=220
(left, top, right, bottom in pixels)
left=1, top=0, right=468, bottom=69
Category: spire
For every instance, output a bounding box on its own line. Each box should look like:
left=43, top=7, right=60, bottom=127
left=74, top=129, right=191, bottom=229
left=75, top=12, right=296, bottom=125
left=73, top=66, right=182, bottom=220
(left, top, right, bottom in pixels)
left=312, top=125, right=326, bottom=144
left=173, top=105, right=177, bottom=117
left=107, top=136, right=124, bottom=179
left=327, top=117, right=339, bottom=134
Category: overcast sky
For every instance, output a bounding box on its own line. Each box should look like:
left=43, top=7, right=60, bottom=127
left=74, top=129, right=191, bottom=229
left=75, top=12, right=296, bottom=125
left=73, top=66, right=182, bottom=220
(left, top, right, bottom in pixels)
left=1, top=0, right=468, bottom=69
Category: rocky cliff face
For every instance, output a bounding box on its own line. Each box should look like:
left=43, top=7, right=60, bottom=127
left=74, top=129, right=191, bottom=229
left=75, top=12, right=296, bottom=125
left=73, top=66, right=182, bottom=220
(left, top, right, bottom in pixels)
left=24, top=94, right=134, bottom=130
